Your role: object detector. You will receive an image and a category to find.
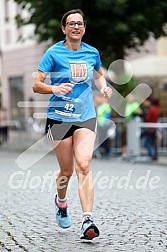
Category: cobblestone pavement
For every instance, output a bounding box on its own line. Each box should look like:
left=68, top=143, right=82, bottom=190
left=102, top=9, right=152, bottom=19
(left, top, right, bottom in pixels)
left=0, top=149, right=167, bottom=252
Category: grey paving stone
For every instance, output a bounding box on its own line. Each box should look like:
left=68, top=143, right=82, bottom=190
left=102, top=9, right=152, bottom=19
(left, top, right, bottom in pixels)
left=0, top=150, right=167, bottom=251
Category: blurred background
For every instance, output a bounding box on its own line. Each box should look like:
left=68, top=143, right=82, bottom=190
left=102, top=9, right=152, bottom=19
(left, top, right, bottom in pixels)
left=0, top=0, right=167, bottom=161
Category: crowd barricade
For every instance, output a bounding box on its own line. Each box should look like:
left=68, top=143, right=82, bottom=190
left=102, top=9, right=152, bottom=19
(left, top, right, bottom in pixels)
left=110, top=117, right=126, bottom=154
left=138, top=119, right=167, bottom=156
left=127, top=117, right=167, bottom=157
left=97, top=117, right=167, bottom=157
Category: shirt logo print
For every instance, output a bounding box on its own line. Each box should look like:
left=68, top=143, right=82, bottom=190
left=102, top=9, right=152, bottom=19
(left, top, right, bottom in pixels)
left=70, top=63, right=88, bottom=83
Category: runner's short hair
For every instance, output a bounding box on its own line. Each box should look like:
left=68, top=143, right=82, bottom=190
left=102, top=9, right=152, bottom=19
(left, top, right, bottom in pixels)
left=61, top=9, right=85, bottom=27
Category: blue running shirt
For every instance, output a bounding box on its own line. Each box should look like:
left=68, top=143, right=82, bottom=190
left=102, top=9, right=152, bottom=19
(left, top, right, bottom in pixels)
left=38, top=40, right=102, bottom=122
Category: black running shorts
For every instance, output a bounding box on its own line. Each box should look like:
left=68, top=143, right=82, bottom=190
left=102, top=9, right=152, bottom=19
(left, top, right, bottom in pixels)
left=45, top=118, right=97, bottom=140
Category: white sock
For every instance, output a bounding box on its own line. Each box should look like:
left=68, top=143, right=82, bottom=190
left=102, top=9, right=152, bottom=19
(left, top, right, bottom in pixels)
left=82, top=212, right=93, bottom=222
left=57, top=195, right=67, bottom=203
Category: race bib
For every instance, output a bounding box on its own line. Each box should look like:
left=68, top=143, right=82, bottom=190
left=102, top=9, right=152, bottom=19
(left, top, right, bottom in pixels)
left=54, top=96, right=82, bottom=119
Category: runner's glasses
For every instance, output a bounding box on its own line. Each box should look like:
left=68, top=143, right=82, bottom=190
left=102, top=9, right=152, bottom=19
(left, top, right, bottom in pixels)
left=66, top=21, right=85, bottom=28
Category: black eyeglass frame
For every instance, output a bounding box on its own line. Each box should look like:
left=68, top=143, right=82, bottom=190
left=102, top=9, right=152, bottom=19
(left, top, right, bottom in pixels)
left=65, top=21, right=86, bottom=28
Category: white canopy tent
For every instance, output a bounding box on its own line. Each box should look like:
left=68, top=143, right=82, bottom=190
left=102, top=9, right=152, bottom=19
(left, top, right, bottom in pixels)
left=129, top=55, right=167, bottom=77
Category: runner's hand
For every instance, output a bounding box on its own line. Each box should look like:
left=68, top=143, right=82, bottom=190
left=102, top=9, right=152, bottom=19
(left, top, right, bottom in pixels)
left=52, top=83, right=74, bottom=95
left=100, top=86, right=112, bottom=99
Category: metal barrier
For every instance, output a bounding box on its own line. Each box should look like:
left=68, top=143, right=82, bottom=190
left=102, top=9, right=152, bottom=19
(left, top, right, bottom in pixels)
left=110, top=117, right=126, bottom=154
left=127, top=117, right=167, bottom=157
left=139, top=120, right=167, bottom=155
left=97, top=117, right=167, bottom=157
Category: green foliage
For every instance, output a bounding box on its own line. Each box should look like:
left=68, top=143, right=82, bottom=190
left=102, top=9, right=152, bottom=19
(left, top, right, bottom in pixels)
left=112, top=76, right=137, bottom=98
left=13, top=0, right=167, bottom=98
left=14, top=0, right=167, bottom=67
left=14, top=0, right=167, bottom=66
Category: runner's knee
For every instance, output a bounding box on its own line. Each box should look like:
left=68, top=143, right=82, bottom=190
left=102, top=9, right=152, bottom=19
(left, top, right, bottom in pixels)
left=76, top=161, right=90, bottom=175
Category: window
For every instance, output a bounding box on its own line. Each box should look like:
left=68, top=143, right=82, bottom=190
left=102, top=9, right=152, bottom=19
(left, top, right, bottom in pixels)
left=9, top=77, right=25, bottom=130
left=4, top=0, right=9, bottom=22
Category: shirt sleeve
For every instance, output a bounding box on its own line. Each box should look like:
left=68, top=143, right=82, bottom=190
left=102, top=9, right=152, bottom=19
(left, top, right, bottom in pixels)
left=94, top=50, right=102, bottom=71
left=38, top=50, right=55, bottom=74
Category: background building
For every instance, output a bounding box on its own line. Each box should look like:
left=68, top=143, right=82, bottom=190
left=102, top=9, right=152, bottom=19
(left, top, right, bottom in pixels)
left=126, top=36, right=167, bottom=116
left=0, top=0, right=46, bottom=130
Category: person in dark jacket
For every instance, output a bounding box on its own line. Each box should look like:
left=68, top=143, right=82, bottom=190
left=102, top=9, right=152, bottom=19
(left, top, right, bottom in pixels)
left=144, top=97, right=161, bottom=160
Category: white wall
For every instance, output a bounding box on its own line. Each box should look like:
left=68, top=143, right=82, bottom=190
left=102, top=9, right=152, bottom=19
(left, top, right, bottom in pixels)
left=0, top=0, right=47, bottom=125
left=0, top=0, right=36, bottom=52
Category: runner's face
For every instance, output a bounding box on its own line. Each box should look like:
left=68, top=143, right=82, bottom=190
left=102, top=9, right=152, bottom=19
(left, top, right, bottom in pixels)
left=62, top=13, right=85, bottom=41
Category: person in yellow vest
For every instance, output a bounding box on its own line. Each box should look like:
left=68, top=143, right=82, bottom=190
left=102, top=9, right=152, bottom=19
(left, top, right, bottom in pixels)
left=124, top=94, right=142, bottom=119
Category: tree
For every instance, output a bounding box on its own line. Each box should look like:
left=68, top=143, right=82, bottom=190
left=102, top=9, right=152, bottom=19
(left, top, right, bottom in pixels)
left=14, top=0, right=167, bottom=67
left=14, top=0, right=167, bottom=98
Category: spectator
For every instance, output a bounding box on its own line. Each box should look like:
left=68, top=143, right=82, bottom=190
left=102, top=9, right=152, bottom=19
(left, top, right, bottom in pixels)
left=124, top=94, right=142, bottom=119
left=144, top=97, right=161, bottom=161
left=139, top=98, right=151, bottom=121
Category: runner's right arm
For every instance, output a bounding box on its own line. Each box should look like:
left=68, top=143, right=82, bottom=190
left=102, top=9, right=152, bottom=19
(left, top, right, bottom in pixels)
left=33, top=70, right=73, bottom=95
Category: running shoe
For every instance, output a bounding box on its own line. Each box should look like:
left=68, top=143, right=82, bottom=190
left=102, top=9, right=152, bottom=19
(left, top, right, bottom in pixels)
left=80, top=216, right=100, bottom=240
left=55, top=195, right=71, bottom=228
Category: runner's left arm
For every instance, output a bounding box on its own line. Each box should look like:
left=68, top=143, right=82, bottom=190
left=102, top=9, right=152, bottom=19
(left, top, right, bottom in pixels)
left=93, top=67, right=112, bottom=99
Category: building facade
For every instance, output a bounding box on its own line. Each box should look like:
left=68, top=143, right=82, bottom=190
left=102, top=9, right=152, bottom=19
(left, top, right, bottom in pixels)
left=0, top=0, right=46, bottom=130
